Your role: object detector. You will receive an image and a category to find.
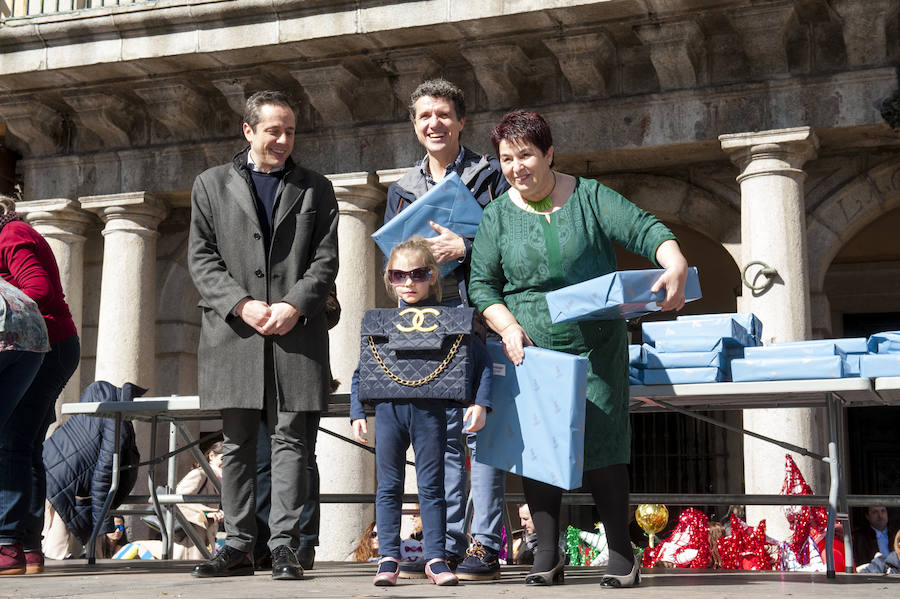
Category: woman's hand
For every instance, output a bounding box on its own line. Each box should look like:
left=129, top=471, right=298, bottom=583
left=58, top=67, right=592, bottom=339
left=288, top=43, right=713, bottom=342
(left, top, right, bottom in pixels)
left=352, top=418, right=368, bottom=444
left=652, top=239, right=689, bottom=312
left=464, top=404, right=487, bottom=433
left=483, top=304, right=534, bottom=365
left=499, top=322, right=534, bottom=366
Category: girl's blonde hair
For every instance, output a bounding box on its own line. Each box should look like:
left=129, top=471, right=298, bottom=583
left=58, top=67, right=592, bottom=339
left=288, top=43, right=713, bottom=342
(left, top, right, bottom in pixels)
left=0, top=194, right=15, bottom=216
left=383, top=237, right=441, bottom=303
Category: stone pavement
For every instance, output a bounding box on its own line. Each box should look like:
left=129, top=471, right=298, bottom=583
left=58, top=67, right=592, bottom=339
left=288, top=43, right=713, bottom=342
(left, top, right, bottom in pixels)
left=4, top=560, right=899, bottom=599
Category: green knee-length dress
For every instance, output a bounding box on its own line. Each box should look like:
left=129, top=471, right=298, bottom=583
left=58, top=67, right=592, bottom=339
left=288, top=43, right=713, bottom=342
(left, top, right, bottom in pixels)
left=468, top=177, right=676, bottom=471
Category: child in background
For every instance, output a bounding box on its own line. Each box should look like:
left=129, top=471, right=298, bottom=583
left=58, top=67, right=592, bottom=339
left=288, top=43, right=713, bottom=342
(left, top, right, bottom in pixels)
left=350, top=238, right=493, bottom=587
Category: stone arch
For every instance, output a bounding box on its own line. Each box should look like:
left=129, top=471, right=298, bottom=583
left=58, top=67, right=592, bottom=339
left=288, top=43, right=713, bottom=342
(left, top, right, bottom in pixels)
left=807, top=157, right=900, bottom=292
left=600, top=173, right=742, bottom=269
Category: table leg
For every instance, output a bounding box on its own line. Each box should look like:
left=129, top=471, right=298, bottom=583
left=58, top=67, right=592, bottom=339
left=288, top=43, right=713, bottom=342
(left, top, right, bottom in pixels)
left=87, top=415, right=122, bottom=565
left=148, top=417, right=169, bottom=559
left=164, top=422, right=177, bottom=558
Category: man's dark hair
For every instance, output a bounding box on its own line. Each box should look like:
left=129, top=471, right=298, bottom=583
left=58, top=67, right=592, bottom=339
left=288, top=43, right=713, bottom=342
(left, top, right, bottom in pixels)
left=243, top=90, right=296, bottom=131
left=408, top=79, right=466, bottom=122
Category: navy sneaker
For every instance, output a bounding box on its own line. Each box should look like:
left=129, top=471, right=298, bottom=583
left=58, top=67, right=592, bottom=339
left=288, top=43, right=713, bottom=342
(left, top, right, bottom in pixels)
left=455, top=540, right=500, bottom=581
left=397, top=559, right=427, bottom=579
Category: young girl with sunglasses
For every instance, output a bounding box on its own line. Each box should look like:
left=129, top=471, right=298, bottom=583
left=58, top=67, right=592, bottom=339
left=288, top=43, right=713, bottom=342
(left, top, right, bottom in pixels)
left=349, top=237, right=493, bottom=587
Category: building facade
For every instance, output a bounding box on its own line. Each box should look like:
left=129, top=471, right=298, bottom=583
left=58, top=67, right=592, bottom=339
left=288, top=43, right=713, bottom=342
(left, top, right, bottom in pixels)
left=1, top=0, right=898, bottom=557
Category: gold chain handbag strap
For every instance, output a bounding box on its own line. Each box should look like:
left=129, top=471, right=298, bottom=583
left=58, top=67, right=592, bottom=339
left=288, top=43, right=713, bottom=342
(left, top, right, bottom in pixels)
left=367, top=334, right=465, bottom=387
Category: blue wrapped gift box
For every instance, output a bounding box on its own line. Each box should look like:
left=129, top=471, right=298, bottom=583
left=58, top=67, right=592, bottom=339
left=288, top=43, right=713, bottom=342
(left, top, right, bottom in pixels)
left=844, top=354, right=862, bottom=378
left=867, top=331, right=900, bottom=354
left=654, top=337, right=725, bottom=353
left=642, top=316, right=756, bottom=347
left=628, top=344, right=643, bottom=367
left=730, top=356, right=844, bottom=382
left=773, top=337, right=868, bottom=354
left=629, top=366, right=643, bottom=383
left=642, top=367, right=724, bottom=384
left=642, top=344, right=726, bottom=370
left=546, top=267, right=701, bottom=323
left=744, top=342, right=842, bottom=360
left=476, top=341, right=588, bottom=490
left=370, top=172, right=482, bottom=278
left=860, top=354, right=900, bottom=378
left=678, top=313, right=763, bottom=342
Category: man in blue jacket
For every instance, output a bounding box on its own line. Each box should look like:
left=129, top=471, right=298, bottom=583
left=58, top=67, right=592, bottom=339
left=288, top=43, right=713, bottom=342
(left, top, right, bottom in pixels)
left=384, top=79, right=509, bottom=580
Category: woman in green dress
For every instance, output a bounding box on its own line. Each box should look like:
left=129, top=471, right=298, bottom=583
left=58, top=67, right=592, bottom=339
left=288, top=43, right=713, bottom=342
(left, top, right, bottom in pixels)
left=468, top=110, right=689, bottom=588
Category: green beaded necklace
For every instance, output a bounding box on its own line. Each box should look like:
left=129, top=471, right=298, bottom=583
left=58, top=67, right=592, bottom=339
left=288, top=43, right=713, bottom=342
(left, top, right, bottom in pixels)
left=523, top=172, right=556, bottom=212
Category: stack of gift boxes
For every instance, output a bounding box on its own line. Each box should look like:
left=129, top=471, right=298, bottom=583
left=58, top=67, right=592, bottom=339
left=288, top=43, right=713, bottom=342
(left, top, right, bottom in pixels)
left=860, top=331, right=900, bottom=377
left=630, top=313, right=760, bottom=384
left=631, top=319, right=900, bottom=384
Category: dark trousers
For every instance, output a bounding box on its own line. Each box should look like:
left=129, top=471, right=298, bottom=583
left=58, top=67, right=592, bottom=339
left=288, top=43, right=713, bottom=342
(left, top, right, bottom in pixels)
left=523, top=463, right=633, bottom=575
left=0, top=334, right=80, bottom=547
left=253, top=412, right=320, bottom=559
left=374, top=399, right=447, bottom=561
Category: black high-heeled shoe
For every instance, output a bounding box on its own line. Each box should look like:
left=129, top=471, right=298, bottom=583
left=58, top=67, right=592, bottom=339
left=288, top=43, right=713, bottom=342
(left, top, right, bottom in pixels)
left=524, top=553, right=565, bottom=586
left=600, top=556, right=641, bottom=589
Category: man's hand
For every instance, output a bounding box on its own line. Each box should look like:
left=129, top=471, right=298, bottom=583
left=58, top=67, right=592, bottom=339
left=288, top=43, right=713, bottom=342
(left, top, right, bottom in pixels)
left=427, top=221, right=466, bottom=263
left=352, top=418, right=369, bottom=444
left=237, top=299, right=272, bottom=334
left=259, top=302, right=301, bottom=336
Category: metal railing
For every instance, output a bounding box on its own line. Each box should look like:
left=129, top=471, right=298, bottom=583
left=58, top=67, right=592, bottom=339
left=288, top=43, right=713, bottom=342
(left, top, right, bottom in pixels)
left=0, top=0, right=152, bottom=20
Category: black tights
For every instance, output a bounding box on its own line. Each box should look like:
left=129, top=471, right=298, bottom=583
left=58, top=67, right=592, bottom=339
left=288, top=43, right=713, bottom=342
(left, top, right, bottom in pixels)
left=522, top=464, right=633, bottom=575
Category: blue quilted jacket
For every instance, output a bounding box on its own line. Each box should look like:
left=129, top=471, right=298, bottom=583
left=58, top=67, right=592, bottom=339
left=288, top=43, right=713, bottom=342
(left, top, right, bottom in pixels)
left=42, top=381, right=145, bottom=543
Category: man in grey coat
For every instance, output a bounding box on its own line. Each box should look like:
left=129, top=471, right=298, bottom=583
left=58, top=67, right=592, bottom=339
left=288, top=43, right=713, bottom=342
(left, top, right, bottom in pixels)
left=188, top=90, right=338, bottom=580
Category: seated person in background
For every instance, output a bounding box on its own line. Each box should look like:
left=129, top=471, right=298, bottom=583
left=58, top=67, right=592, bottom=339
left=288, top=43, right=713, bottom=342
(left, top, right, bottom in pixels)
left=853, top=505, right=898, bottom=565
left=513, top=504, right=538, bottom=565
left=170, top=441, right=225, bottom=560
left=347, top=521, right=379, bottom=562
left=857, top=529, right=900, bottom=574
left=96, top=517, right=128, bottom=559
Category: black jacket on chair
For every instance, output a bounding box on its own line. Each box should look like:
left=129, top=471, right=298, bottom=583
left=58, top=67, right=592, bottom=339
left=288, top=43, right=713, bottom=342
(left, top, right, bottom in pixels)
left=42, top=381, right=145, bottom=543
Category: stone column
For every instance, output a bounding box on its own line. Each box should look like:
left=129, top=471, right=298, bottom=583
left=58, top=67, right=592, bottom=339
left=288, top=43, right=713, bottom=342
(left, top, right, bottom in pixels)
left=317, top=172, right=384, bottom=560
left=18, top=199, right=94, bottom=430
left=720, top=127, right=822, bottom=540
left=80, top=192, right=168, bottom=389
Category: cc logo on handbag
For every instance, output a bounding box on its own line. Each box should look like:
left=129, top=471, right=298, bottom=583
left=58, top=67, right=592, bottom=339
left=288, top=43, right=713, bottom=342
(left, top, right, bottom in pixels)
left=395, top=307, right=440, bottom=333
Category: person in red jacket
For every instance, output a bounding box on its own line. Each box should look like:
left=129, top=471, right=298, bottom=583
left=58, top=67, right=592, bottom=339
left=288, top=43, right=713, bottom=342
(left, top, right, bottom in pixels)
left=0, top=193, right=80, bottom=575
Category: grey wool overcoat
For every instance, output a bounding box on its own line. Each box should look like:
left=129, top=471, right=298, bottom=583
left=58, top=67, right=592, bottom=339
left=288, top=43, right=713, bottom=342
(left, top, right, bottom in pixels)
left=188, top=151, right=339, bottom=411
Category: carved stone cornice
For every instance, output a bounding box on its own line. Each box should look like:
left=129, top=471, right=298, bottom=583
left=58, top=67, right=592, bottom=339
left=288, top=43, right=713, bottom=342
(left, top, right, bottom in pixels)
left=544, top=31, right=616, bottom=98
left=133, top=81, right=208, bottom=140
left=376, top=49, right=441, bottom=109
left=290, top=65, right=358, bottom=125
left=460, top=43, right=529, bottom=109
left=63, top=92, right=133, bottom=148
left=831, top=0, right=896, bottom=67
left=0, top=98, right=63, bottom=156
left=211, top=71, right=275, bottom=117
left=728, top=3, right=797, bottom=78
left=634, top=18, right=704, bottom=91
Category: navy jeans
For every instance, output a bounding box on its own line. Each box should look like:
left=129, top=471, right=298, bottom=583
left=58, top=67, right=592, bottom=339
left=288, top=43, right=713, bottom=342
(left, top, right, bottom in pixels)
left=444, top=406, right=506, bottom=555
left=374, top=399, right=447, bottom=561
left=0, top=334, right=80, bottom=547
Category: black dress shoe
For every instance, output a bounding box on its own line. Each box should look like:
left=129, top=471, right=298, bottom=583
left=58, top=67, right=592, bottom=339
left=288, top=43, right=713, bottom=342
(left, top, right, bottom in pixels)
left=297, top=546, right=315, bottom=570
left=271, top=545, right=304, bottom=580
left=192, top=546, right=254, bottom=578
